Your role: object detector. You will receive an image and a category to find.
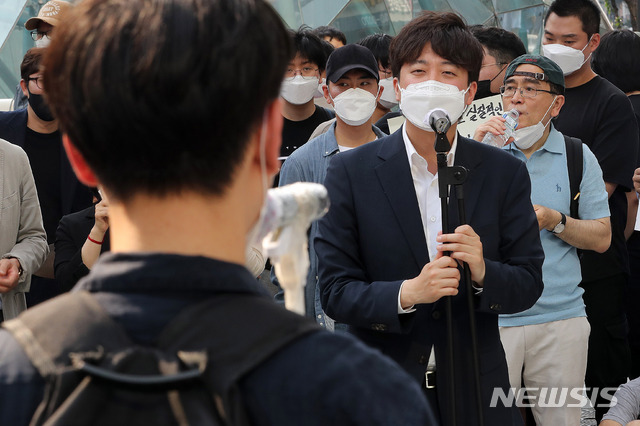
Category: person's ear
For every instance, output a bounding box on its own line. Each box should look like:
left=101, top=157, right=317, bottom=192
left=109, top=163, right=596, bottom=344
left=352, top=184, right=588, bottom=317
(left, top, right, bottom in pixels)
left=465, top=81, right=477, bottom=105
left=323, top=84, right=333, bottom=106
left=252, top=99, right=283, bottom=177
left=393, top=77, right=401, bottom=102
left=20, top=80, right=29, bottom=98
left=589, top=32, right=601, bottom=52
left=550, top=95, right=565, bottom=118
left=62, top=134, right=99, bottom=187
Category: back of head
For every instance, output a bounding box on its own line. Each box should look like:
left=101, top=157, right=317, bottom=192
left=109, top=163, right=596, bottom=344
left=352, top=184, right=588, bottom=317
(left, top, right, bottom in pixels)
left=545, top=0, right=600, bottom=38
left=292, top=27, right=330, bottom=73
left=43, top=0, right=291, bottom=202
left=312, top=26, right=347, bottom=46
left=469, top=26, right=527, bottom=65
left=389, top=11, right=483, bottom=83
left=592, top=30, right=640, bottom=93
left=357, top=34, right=393, bottom=70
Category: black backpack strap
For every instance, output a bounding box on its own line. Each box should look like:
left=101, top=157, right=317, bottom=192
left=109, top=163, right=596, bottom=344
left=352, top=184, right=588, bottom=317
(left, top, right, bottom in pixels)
left=564, top=135, right=584, bottom=219
left=2, top=291, right=133, bottom=378
left=157, top=293, right=320, bottom=423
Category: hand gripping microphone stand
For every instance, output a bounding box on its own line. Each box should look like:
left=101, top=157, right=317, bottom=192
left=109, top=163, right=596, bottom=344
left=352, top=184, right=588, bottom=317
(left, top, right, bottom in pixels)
left=430, top=110, right=483, bottom=426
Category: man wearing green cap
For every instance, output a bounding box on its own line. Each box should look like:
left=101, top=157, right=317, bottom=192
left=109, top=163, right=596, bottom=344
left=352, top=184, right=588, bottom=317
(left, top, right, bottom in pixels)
left=475, top=54, right=611, bottom=425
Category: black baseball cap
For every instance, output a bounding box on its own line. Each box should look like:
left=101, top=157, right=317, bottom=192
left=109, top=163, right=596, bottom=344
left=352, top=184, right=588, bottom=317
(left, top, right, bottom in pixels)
left=505, top=54, right=565, bottom=89
left=325, top=44, right=380, bottom=83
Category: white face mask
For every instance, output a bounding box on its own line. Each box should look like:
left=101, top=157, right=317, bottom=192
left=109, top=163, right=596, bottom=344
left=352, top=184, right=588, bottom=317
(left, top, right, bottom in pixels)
left=379, top=77, right=398, bottom=109
left=542, top=38, right=592, bottom=76
left=280, top=75, right=319, bottom=105
left=399, top=80, right=469, bottom=132
left=330, top=87, right=378, bottom=126
left=35, top=37, right=51, bottom=48
left=513, top=96, right=557, bottom=150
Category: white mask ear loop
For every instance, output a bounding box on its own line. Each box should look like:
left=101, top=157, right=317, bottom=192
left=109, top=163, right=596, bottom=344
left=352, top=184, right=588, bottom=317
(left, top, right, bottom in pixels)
left=259, top=109, right=269, bottom=196
left=541, top=95, right=558, bottom=127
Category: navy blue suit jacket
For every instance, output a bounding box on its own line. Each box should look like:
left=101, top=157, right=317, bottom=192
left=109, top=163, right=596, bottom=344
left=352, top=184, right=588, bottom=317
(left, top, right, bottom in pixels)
left=0, top=108, right=91, bottom=218
left=315, top=129, right=544, bottom=425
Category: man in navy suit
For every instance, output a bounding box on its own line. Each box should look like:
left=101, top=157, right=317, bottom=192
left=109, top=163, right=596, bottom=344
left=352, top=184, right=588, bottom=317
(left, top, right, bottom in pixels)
left=315, top=11, right=545, bottom=426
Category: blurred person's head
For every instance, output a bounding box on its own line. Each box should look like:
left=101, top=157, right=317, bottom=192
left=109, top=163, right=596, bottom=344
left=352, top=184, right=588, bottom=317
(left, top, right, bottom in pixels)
left=43, top=0, right=291, bottom=208
left=323, top=44, right=381, bottom=127
left=313, top=26, right=347, bottom=49
left=469, top=25, right=527, bottom=99
left=358, top=33, right=396, bottom=109
left=543, top=0, right=600, bottom=77
left=19, top=48, right=55, bottom=122
left=592, top=30, right=640, bottom=94
left=501, top=55, right=565, bottom=152
left=389, top=11, right=482, bottom=132
left=25, top=0, right=72, bottom=48
left=280, top=27, right=327, bottom=106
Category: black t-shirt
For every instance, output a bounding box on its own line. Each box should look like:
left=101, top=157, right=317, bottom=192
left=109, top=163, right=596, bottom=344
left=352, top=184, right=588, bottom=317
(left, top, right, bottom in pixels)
left=23, top=128, right=62, bottom=244
left=554, top=75, right=640, bottom=280
left=280, top=106, right=334, bottom=159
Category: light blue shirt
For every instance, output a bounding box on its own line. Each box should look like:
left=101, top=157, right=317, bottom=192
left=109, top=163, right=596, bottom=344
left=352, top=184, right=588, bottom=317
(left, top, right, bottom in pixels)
left=275, top=122, right=386, bottom=328
left=499, top=124, right=609, bottom=327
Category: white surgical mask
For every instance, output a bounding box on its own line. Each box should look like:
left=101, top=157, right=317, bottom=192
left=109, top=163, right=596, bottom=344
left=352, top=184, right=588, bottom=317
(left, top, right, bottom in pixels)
left=513, top=96, right=557, bottom=150
left=542, top=37, right=593, bottom=76
left=280, top=75, right=319, bottom=105
left=35, top=37, right=51, bottom=48
left=315, top=78, right=326, bottom=99
left=379, top=77, right=398, bottom=109
left=399, top=80, right=469, bottom=132
left=330, top=87, right=378, bottom=126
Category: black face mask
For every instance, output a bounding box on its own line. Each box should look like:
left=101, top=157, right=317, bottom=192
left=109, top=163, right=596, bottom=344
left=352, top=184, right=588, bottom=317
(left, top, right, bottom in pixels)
left=475, top=79, right=494, bottom=100
left=28, top=90, right=55, bottom=122
left=475, top=64, right=508, bottom=100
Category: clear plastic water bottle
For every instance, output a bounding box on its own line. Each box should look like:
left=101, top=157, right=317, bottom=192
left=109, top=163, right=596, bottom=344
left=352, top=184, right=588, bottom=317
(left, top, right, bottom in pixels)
left=481, top=109, right=519, bottom=148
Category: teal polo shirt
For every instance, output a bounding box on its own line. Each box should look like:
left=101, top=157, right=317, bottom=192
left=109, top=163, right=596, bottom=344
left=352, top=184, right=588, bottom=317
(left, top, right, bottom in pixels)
left=499, top=124, right=610, bottom=327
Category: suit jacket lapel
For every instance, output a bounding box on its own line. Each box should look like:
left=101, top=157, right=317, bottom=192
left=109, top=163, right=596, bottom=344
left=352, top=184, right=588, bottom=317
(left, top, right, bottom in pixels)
left=375, top=132, right=429, bottom=269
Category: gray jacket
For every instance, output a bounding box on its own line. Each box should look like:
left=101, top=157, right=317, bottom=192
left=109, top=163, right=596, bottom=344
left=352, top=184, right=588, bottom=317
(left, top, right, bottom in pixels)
left=0, top=138, right=48, bottom=319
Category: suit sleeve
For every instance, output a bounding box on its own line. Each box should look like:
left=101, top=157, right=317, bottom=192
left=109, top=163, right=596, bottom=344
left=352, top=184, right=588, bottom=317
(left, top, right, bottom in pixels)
left=5, top=149, right=48, bottom=284
left=476, top=159, right=544, bottom=315
left=54, top=215, right=90, bottom=292
left=315, top=155, right=409, bottom=333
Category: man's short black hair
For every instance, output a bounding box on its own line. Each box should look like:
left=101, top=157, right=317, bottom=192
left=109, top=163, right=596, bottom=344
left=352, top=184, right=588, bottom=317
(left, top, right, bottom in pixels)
left=389, top=11, right=483, bottom=84
left=20, top=47, right=45, bottom=81
left=42, top=0, right=291, bottom=201
left=313, top=26, right=347, bottom=46
left=292, top=26, right=329, bottom=73
left=469, top=26, right=527, bottom=65
left=545, top=0, right=601, bottom=38
left=357, top=34, right=393, bottom=71
left=592, top=30, right=640, bottom=93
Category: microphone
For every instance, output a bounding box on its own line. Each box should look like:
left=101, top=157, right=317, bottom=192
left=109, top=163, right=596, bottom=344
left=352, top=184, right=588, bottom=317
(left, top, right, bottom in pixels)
left=428, top=109, right=451, bottom=135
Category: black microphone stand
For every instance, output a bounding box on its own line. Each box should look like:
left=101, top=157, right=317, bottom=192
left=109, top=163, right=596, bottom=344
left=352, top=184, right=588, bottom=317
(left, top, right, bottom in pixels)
left=430, top=112, right=484, bottom=426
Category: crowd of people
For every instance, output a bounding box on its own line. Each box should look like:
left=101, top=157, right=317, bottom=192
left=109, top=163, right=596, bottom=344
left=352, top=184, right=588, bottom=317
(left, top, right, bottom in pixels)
left=0, top=0, right=639, bottom=424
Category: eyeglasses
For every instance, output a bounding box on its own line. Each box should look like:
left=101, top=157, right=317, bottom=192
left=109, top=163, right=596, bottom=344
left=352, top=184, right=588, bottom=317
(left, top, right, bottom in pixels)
left=28, top=76, right=44, bottom=90
left=284, top=66, right=319, bottom=80
left=500, top=85, right=556, bottom=98
left=30, top=30, right=51, bottom=41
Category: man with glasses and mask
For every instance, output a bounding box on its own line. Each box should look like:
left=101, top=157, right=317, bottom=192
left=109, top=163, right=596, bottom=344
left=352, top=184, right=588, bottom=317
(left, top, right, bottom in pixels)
left=0, top=48, right=92, bottom=307
left=469, top=26, right=527, bottom=100
left=275, top=44, right=385, bottom=330
left=475, top=54, right=611, bottom=426
left=315, top=11, right=544, bottom=425
left=279, top=28, right=335, bottom=161
left=542, top=1, right=639, bottom=420
left=11, top=0, right=72, bottom=111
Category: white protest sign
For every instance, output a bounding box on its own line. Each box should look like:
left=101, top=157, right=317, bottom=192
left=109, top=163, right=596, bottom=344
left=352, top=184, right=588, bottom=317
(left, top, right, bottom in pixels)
left=457, top=94, right=504, bottom=140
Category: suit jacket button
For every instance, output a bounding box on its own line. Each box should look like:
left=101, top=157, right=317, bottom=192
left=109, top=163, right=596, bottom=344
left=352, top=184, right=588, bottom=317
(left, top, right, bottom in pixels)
left=371, top=323, right=388, bottom=332
left=432, top=310, right=441, bottom=320
left=490, top=303, right=502, bottom=311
